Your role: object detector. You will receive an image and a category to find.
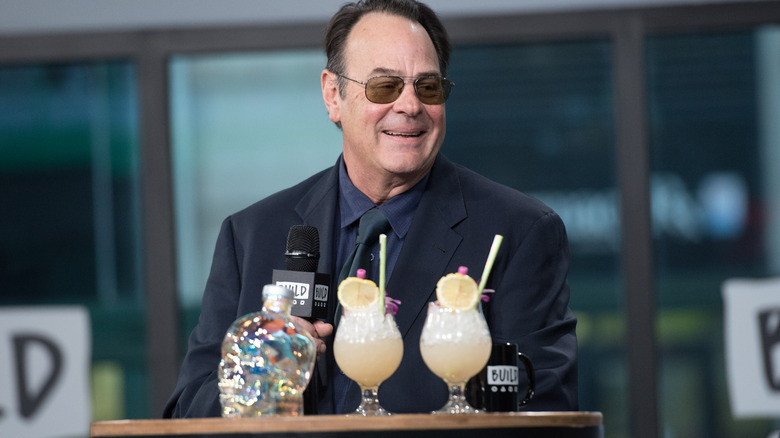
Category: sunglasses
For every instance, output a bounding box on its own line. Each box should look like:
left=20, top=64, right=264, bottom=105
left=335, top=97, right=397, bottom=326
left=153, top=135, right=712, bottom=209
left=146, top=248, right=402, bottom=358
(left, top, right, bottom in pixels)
left=338, top=74, right=454, bottom=105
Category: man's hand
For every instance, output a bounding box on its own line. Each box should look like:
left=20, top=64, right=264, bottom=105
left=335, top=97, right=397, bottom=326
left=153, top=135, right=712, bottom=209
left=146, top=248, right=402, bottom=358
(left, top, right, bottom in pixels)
left=290, top=316, right=334, bottom=357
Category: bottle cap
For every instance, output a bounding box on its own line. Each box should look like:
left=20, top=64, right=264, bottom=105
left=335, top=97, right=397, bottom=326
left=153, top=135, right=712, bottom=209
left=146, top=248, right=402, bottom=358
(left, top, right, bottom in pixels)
left=263, top=284, right=294, bottom=300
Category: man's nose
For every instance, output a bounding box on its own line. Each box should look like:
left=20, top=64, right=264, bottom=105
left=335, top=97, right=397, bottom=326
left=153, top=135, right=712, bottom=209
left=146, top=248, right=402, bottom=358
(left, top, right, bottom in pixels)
left=393, top=82, right=423, bottom=114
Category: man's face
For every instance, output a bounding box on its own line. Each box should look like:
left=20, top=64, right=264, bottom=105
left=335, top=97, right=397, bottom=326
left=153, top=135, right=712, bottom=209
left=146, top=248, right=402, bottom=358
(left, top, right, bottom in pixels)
left=324, top=12, right=446, bottom=187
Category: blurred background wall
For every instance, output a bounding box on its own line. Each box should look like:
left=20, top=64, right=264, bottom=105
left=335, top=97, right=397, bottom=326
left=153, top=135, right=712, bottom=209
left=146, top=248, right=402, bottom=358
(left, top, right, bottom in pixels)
left=1, top=1, right=779, bottom=437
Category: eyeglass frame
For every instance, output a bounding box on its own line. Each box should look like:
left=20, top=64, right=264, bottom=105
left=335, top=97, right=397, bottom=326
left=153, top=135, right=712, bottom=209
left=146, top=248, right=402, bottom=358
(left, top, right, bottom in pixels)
left=337, top=73, right=454, bottom=105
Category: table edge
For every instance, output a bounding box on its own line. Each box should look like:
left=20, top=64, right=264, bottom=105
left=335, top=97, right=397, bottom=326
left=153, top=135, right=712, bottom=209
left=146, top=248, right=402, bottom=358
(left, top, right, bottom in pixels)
left=90, top=412, right=603, bottom=437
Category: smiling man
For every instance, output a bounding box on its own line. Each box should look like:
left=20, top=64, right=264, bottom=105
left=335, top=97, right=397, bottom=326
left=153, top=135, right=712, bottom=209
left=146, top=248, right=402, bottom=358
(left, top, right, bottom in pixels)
left=164, top=0, right=578, bottom=417
left=322, top=11, right=446, bottom=205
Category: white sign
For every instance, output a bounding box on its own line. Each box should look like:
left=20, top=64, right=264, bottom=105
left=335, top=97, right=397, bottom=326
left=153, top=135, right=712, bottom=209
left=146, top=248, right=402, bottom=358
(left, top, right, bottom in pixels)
left=0, top=306, right=91, bottom=438
left=276, top=281, right=310, bottom=299
left=723, top=278, right=780, bottom=418
left=487, top=365, right=519, bottom=385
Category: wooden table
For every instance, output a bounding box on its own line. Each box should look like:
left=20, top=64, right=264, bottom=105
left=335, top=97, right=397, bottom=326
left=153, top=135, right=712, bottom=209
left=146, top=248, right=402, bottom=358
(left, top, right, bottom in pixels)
left=90, top=412, right=603, bottom=438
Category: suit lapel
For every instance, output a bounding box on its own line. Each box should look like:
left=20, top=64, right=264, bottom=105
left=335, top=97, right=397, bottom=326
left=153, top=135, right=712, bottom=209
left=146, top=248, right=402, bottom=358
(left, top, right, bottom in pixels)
left=294, top=160, right=340, bottom=279
left=388, top=155, right=467, bottom=338
left=292, top=160, right=340, bottom=412
left=290, top=155, right=467, bottom=337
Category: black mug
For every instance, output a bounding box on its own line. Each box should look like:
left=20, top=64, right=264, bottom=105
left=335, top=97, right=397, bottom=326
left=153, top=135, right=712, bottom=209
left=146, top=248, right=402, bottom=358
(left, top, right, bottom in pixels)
left=467, top=342, right=535, bottom=411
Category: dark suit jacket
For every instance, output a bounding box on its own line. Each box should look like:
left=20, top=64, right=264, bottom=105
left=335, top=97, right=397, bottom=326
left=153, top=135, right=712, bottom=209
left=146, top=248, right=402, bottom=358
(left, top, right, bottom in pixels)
left=163, top=153, right=578, bottom=417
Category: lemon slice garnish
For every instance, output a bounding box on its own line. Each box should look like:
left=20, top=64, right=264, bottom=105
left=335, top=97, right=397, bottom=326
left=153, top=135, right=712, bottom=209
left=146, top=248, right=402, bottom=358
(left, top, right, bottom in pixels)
left=338, top=270, right=380, bottom=311
left=436, top=266, right=479, bottom=312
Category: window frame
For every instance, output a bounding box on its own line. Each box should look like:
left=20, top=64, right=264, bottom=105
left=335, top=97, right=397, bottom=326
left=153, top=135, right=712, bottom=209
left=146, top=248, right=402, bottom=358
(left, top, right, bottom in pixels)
left=2, top=3, right=779, bottom=436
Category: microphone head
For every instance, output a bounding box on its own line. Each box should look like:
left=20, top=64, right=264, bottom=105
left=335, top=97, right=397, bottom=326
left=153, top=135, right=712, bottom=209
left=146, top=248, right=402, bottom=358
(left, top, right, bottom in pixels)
left=285, top=225, right=320, bottom=272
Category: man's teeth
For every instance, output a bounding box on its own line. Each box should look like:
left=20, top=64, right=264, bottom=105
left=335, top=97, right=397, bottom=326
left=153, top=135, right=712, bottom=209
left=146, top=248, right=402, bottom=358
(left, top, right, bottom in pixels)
left=385, top=131, right=422, bottom=137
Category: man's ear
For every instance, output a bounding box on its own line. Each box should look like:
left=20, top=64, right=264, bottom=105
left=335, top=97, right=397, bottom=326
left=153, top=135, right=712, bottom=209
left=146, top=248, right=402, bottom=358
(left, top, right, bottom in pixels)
left=321, top=69, right=341, bottom=124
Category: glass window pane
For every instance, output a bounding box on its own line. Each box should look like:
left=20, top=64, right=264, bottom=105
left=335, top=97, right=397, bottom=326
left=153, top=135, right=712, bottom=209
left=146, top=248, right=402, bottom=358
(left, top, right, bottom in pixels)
left=446, top=40, right=624, bottom=435
left=170, top=50, right=342, bottom=320
left=647, top=27, right=780, bottom=437
left=171, top=41, right=620, bottom=430
left=0, top=62, right=145, bottom=419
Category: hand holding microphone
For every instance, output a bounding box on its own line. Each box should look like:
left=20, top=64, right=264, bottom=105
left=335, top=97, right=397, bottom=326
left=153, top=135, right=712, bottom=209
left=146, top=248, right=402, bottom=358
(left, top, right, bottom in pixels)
left=290, top=317, right=333, bottom=357
left=272, top=225, right=330, bottom=320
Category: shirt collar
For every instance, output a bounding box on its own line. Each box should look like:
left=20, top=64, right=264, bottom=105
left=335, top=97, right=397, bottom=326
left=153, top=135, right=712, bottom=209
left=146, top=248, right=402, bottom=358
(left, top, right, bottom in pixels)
left=338, top=157, right=428, bottom=239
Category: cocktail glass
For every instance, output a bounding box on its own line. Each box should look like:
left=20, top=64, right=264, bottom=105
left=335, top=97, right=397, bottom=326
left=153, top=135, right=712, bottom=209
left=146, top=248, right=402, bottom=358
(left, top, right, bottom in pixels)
left=420, top=301, right=492, bottom=414
left=333, top=307, right=403, bottom=415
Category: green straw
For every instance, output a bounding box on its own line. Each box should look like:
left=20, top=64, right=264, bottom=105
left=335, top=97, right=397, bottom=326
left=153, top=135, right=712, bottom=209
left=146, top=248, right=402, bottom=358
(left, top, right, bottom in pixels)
left=379, top=233, right=387, bottom=311
left=477, top=234, right=503, bottom=294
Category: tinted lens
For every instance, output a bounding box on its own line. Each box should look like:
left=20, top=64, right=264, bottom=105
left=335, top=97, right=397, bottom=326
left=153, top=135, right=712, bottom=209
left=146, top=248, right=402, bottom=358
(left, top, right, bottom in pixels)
left=414, top=76, right=450, bottom=105
left=365, top=76, right=404, bottom=104
left=363, top=76, right=452, bottom=105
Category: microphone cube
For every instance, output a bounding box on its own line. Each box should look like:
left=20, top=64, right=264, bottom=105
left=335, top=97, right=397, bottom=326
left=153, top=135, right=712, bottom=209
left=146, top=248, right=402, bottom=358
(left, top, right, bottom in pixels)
left=272, top=270, right=330, bottom=320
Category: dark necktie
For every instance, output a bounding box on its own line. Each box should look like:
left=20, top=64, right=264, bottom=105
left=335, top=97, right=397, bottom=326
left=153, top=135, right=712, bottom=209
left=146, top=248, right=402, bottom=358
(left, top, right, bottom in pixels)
left=333, top=207, right=390, bottom=414
left=338, top=207, right=391, bottom=284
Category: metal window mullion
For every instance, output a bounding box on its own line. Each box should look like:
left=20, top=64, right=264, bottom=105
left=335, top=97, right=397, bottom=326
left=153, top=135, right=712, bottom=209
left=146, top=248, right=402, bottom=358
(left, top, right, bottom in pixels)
left=613, top=11, right=658, bottom=438
left=138, top=33, right=180, bottom=417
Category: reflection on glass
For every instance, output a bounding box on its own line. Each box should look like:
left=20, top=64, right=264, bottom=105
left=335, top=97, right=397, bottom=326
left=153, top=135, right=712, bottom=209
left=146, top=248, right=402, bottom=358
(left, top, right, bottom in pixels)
left=647, top=28, right=780, bottom=437
left=170, top=51, right=343, bottom=308
left=0, top=62, right=144, bottom=418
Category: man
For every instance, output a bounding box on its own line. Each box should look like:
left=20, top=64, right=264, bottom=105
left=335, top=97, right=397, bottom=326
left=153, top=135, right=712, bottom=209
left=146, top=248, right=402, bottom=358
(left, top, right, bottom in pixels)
left=164, top=0, right=577, bottom=417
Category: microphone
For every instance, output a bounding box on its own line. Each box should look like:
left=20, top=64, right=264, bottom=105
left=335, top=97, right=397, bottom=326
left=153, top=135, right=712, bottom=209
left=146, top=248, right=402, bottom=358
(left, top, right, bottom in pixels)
left=272, top=225, right=330, bottom=320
